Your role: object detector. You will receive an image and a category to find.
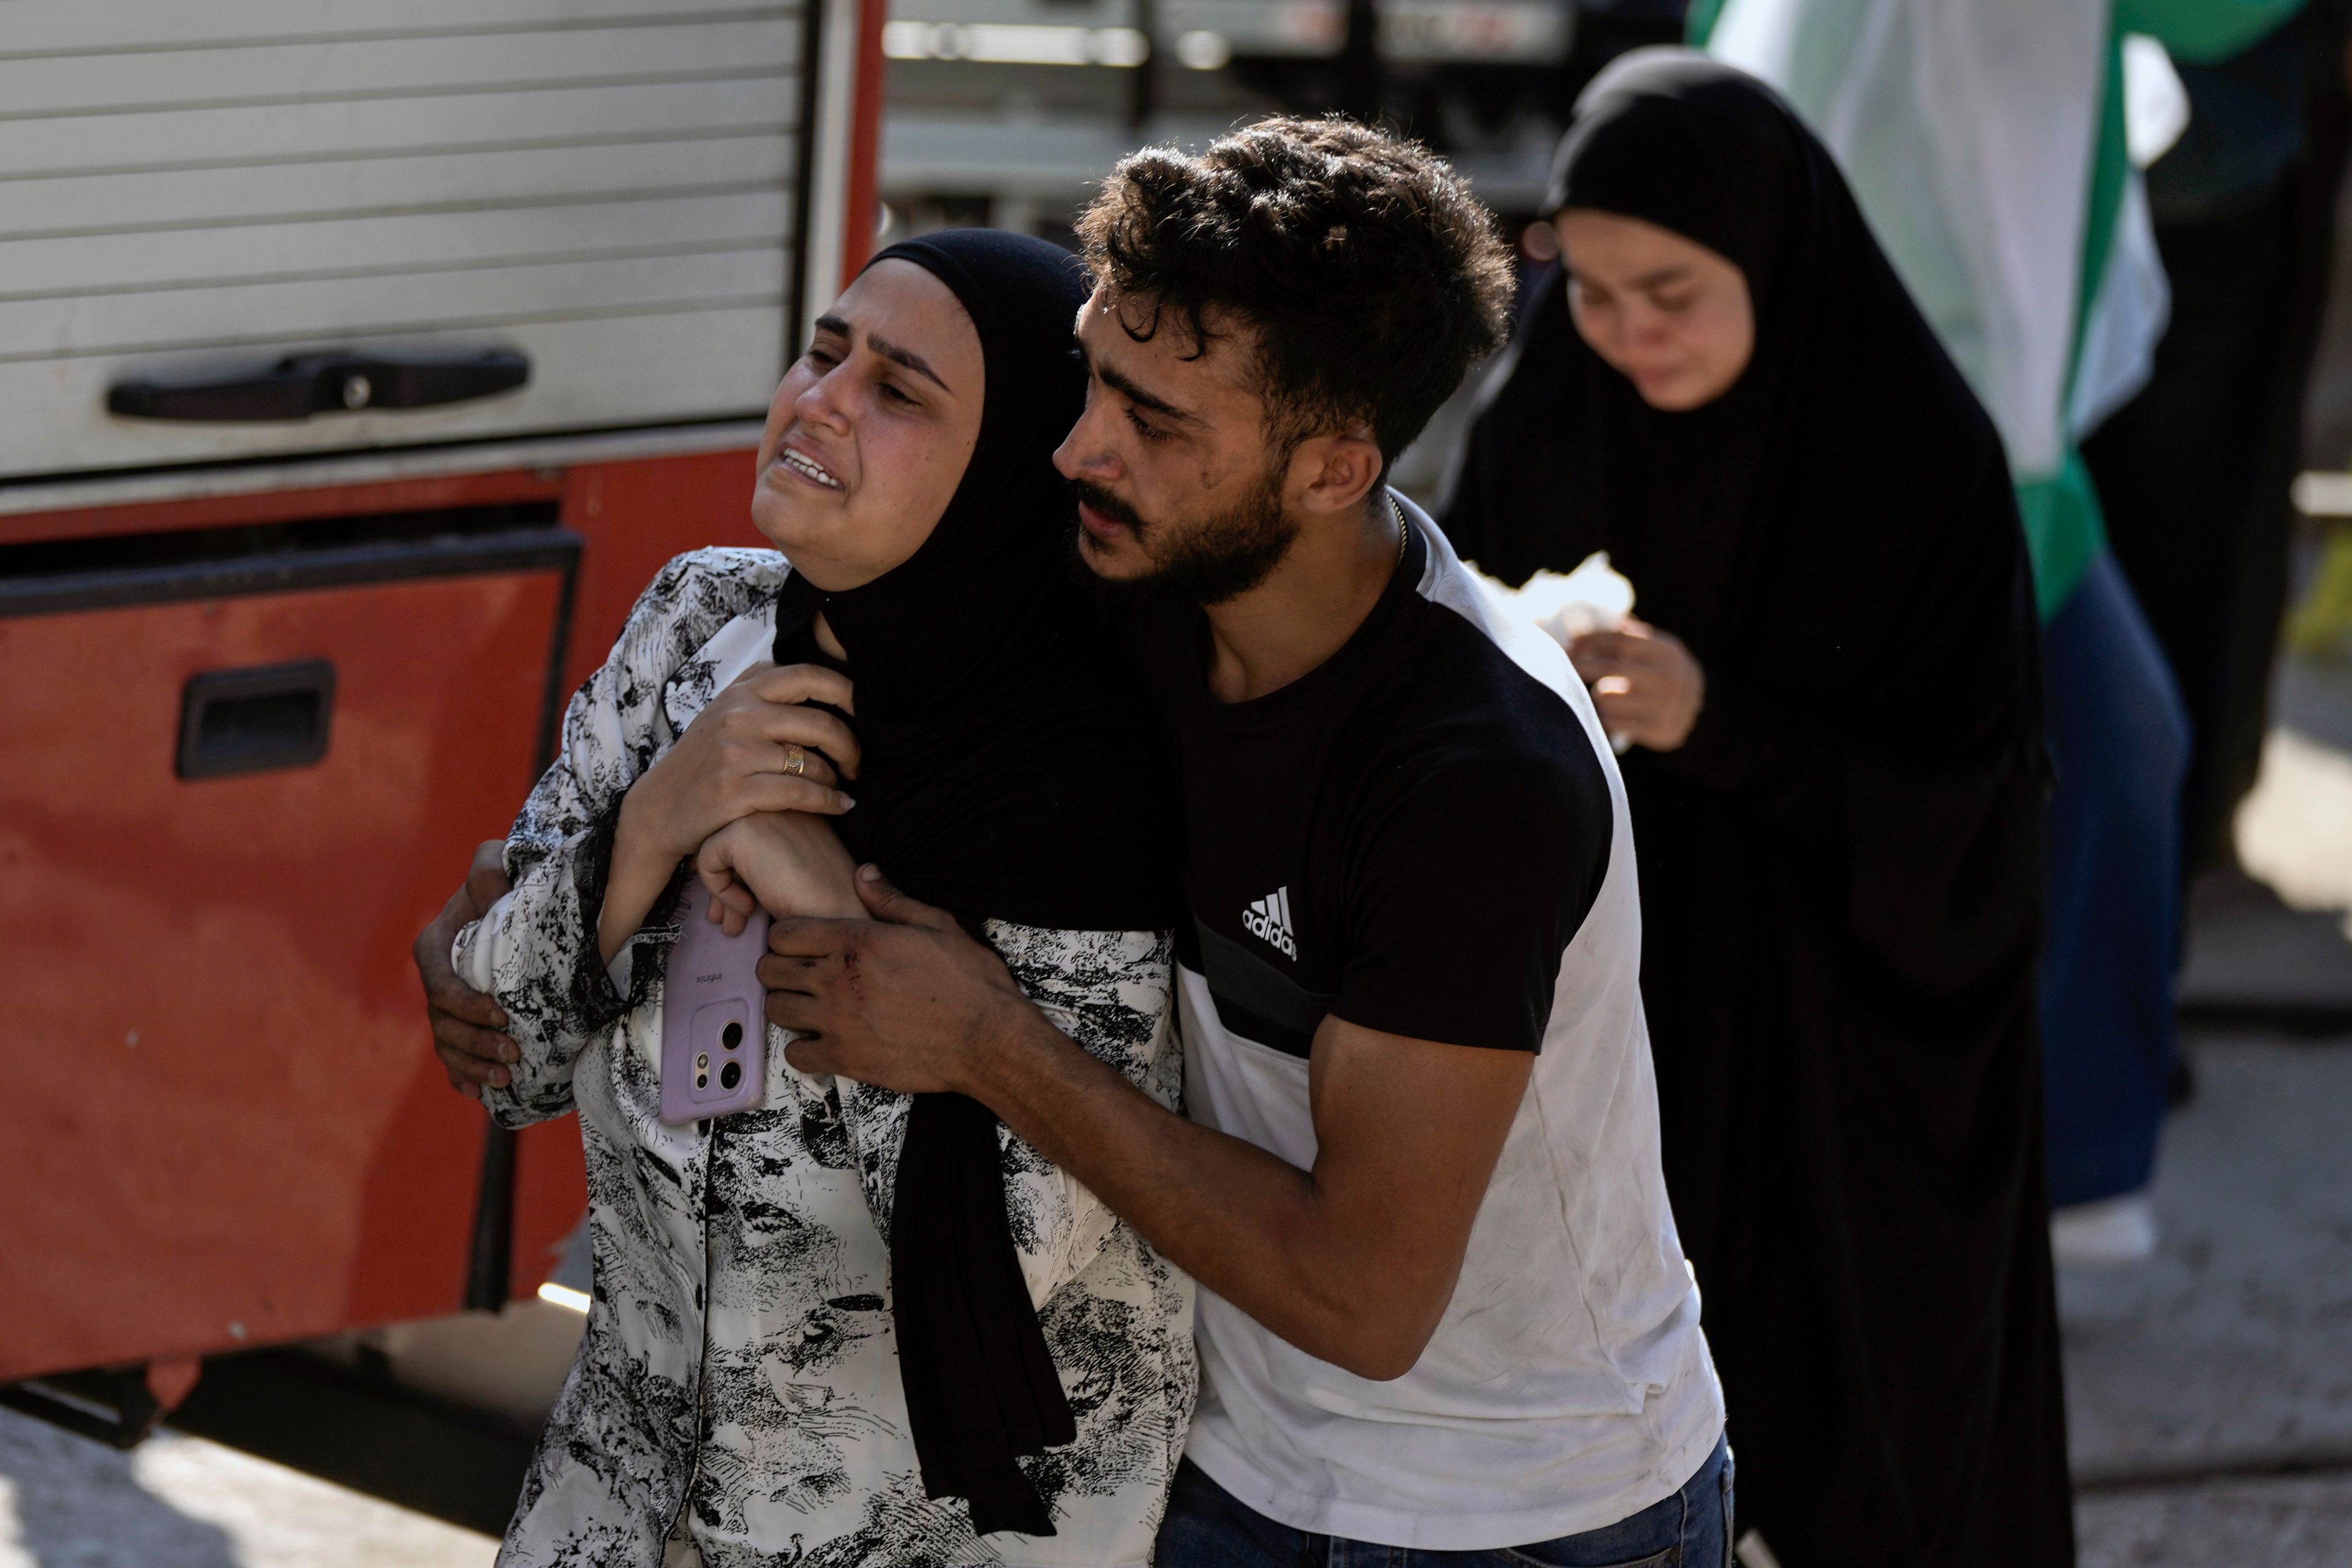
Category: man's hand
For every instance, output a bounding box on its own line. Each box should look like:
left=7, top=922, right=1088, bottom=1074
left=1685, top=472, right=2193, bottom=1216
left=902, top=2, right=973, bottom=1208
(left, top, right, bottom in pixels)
left=1568, top=617, right=1706, bottom=751
left=758, top=867, right=1031, bottom=1092
left=414, top=839, right=515, bottom=1101
left=765, top=867, right=1531, bottom=1382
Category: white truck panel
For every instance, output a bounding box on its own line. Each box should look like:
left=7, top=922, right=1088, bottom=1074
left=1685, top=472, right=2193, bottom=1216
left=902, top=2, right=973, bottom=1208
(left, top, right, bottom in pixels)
left=0, top=18, right=799, bottom=115
left=2, top=192, right=791, bottom=300
left=1, top=0, right=783, bottom=53
left=0, top=310, right=786, bottom=475
left=0, top=1, right=823, bottom=479
left=0, top=77, right=797, bottom=178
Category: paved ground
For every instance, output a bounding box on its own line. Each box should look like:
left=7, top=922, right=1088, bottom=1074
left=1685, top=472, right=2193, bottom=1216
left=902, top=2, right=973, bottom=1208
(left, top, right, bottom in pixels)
left=15, top=1036, right=2345, bottom=1568
left=2065, top=636, right=2352, bottom=1567
left=2064, top=1034, right=2352, bottom=1567
left=2078, top=1472, right=2352, bottom=1568
left=2061, top=1036, right=2352, bottom=1485
left=0, top=1406, right=493, bottom=1568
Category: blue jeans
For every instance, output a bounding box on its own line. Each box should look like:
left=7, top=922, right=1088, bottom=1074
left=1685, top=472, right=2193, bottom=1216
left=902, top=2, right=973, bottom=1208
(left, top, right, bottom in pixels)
left=2038, top=550, right=2190, bottom=1205
left=1156, top=1433, right=1733, bottom=1568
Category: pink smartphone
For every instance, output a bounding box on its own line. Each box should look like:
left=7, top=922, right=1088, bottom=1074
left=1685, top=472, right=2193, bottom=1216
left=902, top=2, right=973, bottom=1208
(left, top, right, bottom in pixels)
left=659, top=880, right=771, bottom=1125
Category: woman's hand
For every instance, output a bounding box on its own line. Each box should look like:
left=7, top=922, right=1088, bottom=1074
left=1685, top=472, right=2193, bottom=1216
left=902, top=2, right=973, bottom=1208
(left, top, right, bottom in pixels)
left=698, top=811, right=864, bottom=931
left=620, top=662, right=861, bottom=862
left=1568, top=618, right=1706, bottom=752
left=602, top=662, right=861, bottom=963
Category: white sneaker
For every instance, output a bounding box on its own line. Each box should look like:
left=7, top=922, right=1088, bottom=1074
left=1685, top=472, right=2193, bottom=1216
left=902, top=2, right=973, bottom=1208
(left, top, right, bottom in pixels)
left=2051, top=1193, right=2159, bottom=1268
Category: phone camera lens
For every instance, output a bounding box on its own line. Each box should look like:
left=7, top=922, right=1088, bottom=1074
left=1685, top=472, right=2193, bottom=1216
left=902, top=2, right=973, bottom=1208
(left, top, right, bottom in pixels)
left=722, top=1021, right=744, bottom=1051
left=719, top=1060, right=743, bottom=1091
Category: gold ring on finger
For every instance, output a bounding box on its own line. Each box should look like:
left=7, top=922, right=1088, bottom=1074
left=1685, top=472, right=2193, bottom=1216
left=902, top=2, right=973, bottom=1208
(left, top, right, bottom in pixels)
left=782, top=744, right=807, bottom=777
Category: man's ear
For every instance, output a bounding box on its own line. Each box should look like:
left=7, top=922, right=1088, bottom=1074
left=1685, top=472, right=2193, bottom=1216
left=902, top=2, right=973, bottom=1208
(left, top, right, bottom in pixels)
left=1288, top=428, right=1387, bottom=518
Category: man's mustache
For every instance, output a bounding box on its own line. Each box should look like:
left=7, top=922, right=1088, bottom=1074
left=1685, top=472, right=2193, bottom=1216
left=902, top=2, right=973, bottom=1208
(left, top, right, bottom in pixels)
left=1068, top=478, right=1149, bottom=536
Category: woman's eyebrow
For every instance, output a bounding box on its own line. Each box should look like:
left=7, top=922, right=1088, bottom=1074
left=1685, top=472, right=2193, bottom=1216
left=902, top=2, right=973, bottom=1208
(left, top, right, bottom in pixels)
left=1633, top=264, right=1694, bottom=290
left=865, top=332, right=953, bottom=393
left=810, top=314, right=954, bottom=393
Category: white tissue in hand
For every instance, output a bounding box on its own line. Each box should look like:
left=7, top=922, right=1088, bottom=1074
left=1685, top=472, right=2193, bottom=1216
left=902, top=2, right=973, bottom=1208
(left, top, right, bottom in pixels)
left=1512, top=552, right=1635, bottom=644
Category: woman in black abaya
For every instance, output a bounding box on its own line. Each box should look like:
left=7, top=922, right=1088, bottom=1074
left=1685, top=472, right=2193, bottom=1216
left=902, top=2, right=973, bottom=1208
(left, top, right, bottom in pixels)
left=1441, top=53, right=2074, bottom=1568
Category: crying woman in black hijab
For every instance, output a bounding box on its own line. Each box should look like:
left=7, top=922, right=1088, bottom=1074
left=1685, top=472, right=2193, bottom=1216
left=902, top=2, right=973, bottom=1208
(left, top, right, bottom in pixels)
left=439, top=230, right=1194, bottom=1566
left=1441, top=53, right=2073, bottom=1568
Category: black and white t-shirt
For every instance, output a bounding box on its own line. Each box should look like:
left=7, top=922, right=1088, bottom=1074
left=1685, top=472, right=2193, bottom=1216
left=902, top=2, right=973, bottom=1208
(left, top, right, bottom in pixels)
left=1144, top=526, right=1613, bottom=1062
left=1127, top=494, right=1724, bottom=1550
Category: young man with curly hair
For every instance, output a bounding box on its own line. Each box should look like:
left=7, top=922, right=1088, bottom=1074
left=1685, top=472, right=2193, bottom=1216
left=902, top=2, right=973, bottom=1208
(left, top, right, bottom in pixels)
left=761, top=118, right=1730, bottom=1565
left=424, top=116, right=1727, bottom=1564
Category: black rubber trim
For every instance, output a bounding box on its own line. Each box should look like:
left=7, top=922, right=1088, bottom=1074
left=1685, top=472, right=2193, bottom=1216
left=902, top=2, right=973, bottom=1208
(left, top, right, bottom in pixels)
left=530, top=532, right=582, bottom=777
left=2073, top=1444, right=2352, bottom=1492
left=0, top=1373, right=168, bottom=1450
left=785, top=0, right=827, bottom=365
left=0, top=413, right=759, bottom=495
left=167, top=1349, right=539, bottom=1533
left=0, top=526, right=581, bottom=618
left=2177, top=998, right=2352, bottom=1035
left=108, top=349, right=530, bottom=423
left=462, top=529, right=583, bottom=1313
left=463, top=1117, right=520, bottom=1314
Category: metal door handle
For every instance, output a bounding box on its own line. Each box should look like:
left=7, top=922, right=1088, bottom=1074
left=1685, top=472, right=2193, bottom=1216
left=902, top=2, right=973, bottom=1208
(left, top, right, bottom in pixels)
left=109, top=349, right=529, bottom=423
left=177, top=662, right=336, bottom=778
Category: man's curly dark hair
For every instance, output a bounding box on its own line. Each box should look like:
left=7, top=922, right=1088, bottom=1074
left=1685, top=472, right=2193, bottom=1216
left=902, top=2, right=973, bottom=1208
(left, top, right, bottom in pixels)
left=1076, top=115, right=1516, bottom=467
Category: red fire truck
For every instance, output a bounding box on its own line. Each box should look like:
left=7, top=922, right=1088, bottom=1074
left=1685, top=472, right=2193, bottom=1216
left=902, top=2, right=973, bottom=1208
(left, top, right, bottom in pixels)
left=0, top=0, right=888, bottom=1443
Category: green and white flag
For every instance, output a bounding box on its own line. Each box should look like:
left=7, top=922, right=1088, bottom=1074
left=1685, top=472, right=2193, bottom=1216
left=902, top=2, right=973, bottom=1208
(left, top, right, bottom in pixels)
left=1689, top=0, right=2290, bottom=615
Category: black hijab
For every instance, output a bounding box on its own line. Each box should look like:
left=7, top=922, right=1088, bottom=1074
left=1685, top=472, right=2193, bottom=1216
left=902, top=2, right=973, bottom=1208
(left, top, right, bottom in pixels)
left=1442, top=56, right=2073, bottom=1564
left=1442, top=48, right=2037, bottom=761
left=772, top=228, right=1178, bottom=1537
left=775, top=228, right=1178, bottom=930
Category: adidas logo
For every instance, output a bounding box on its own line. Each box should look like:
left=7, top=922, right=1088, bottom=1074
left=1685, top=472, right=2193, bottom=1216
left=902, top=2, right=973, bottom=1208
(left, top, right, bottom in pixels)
left=1243, top=886, right=1298, bottom=960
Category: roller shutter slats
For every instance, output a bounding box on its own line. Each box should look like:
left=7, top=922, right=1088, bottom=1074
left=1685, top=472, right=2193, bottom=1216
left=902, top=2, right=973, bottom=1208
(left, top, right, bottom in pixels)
left=0, top=1, right=811, bottom=478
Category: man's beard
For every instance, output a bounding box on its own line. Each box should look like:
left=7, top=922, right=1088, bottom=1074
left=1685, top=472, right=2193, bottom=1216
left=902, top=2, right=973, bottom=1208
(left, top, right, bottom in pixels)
left=1068, top=464, right=1297, bottom=608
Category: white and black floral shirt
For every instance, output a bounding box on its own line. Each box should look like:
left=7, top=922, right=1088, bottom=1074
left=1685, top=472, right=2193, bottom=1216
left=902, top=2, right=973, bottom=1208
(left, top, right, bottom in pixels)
left=457, top=549, right=1195, bottom=1568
